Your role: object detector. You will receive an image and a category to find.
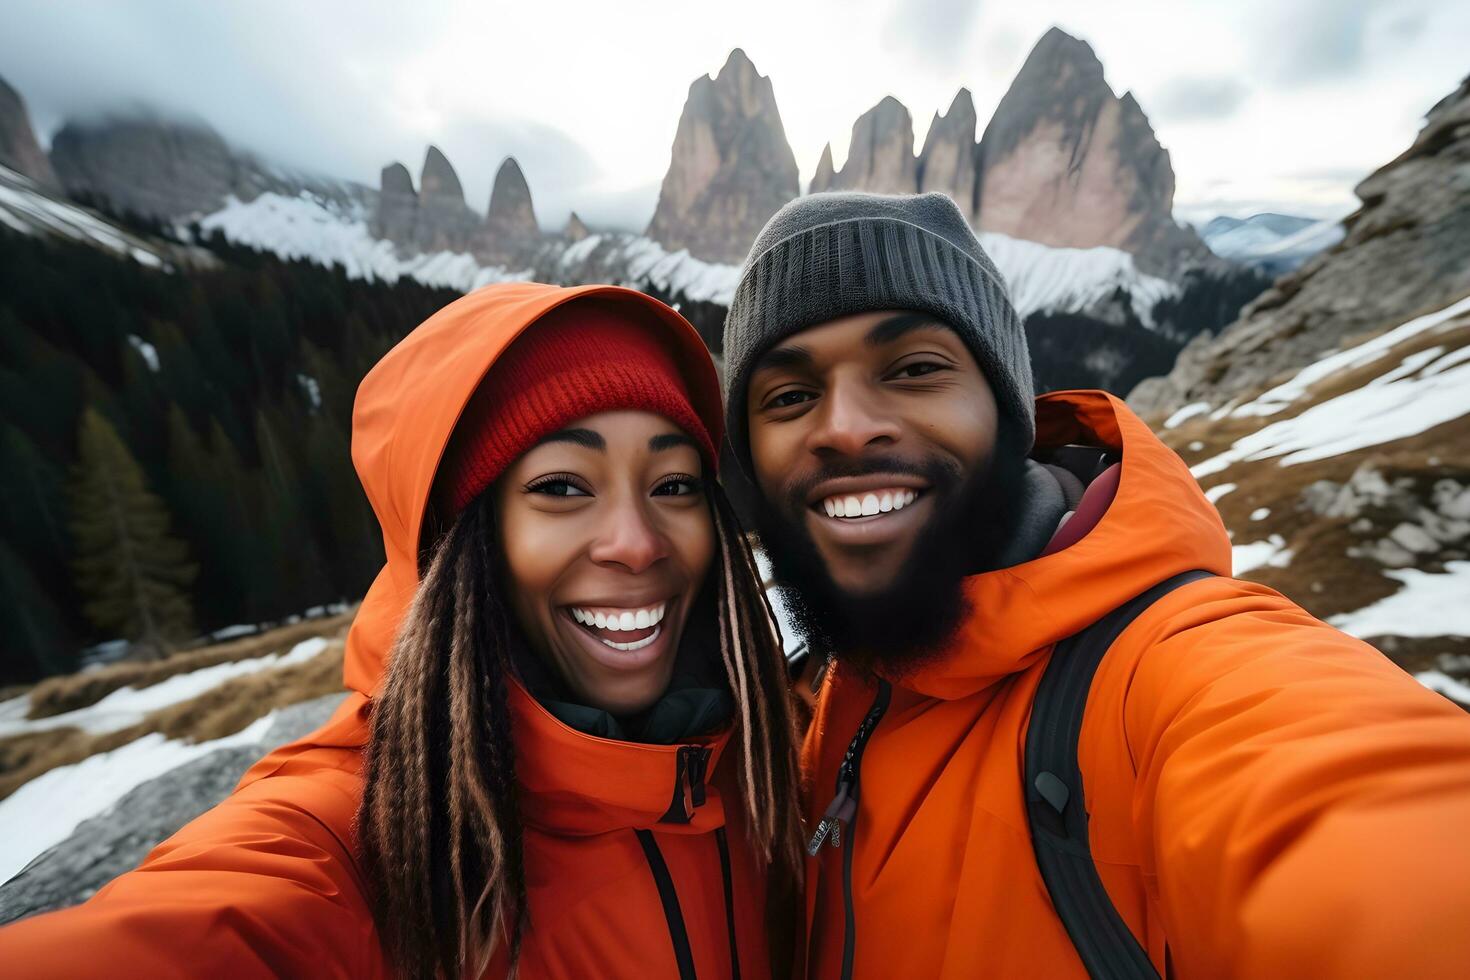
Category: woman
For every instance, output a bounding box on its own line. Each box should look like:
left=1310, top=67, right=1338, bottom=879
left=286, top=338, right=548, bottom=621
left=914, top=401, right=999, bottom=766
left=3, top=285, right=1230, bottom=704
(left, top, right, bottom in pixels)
left=0, top=283, right=803, bottom=979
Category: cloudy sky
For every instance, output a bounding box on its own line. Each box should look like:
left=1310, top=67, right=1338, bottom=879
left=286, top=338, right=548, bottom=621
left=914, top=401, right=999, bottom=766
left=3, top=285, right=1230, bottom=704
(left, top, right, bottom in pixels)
left=3, top=0, right=1466, bottom=230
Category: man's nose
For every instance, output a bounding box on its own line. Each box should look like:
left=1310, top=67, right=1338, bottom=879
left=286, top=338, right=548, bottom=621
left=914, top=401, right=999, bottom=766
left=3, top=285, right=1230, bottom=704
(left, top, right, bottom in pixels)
left=587, top=495, right=668, bottom=574
left=806, top=376, right=902, bottom=457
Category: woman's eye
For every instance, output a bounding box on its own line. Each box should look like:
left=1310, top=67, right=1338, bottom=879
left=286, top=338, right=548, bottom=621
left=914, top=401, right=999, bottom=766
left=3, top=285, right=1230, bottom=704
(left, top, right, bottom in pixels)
left=652, top=476, right=702, bottom=497
left=527, top=478, right=590, bottom=497
left=766, top=389, right=814, bottom=409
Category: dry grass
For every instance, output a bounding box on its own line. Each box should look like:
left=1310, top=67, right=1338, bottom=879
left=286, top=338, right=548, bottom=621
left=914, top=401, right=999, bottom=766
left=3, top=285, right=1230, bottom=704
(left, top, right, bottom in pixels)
left=0, top=639, right=346, bottom=802
left=25, top=609, right=356, bottom=720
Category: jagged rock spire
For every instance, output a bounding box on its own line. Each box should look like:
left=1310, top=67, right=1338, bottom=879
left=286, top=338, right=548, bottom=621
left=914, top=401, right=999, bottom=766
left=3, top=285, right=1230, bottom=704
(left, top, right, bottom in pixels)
left=824, top=96, right=917, bottom=195
left=646, top=48, right=800, bottom=264
left=918, top=88, right=978, bottom=217
left=0, top=76, right=59, bottom=189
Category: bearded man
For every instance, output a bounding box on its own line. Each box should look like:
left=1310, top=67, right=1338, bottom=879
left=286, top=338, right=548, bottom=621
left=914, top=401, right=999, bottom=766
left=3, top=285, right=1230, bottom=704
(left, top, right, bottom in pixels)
left=722, top=192, right=1470, bottom=979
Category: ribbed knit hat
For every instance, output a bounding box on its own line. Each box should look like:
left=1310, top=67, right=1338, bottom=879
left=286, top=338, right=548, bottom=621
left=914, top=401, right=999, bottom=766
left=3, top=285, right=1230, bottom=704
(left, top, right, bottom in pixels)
left=437, top=299, right=717, bottom=516
left=722, top=192, right=1034, bottom=469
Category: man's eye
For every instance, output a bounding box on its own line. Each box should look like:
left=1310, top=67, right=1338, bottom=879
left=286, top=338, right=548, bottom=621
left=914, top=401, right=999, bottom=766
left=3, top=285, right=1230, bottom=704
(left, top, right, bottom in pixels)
left=526, top=476, right=590, bottom=497
left=891, top=362, right=943, bottom=379
left=766, top=389, right=814, bottom=409
left=652, top=476, right=702, bottom=497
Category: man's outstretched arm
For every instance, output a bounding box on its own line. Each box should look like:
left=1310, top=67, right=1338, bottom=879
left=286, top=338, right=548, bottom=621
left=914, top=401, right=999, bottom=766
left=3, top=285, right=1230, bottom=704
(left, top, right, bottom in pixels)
left=1123, top=579, right=1470, bottom=978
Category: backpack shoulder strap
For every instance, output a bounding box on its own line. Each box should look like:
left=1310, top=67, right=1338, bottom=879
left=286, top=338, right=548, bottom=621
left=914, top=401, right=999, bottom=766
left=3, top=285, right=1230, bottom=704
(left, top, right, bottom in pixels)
left=1025, top=569, right=1214, bottom=980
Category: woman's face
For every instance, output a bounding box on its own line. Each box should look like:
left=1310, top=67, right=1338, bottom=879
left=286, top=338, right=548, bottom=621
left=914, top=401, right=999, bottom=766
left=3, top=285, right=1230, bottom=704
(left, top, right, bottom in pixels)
left=496, top=410, right=715, bottom=716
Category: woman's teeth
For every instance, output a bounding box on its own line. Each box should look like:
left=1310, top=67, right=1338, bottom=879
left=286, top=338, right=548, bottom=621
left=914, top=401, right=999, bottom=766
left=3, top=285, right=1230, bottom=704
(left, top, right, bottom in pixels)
left=821, top=489, right=918, bottom=519
left=569, top=602, right=667, bottom=633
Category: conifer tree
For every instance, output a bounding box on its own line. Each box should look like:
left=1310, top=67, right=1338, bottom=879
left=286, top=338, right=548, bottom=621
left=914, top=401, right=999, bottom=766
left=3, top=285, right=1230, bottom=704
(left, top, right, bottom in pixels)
left=67, top=408, right=197, bottom=657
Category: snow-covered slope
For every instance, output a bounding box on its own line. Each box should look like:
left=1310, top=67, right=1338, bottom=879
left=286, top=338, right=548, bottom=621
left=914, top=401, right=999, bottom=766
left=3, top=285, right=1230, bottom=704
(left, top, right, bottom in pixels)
left=1200, top=212, right=1343, bottom=274
left=0, top=164, right=173, bottom=267
left=196, top=191, right=1178, bottom=324
left=1162, top=291, right=1470, bottom=707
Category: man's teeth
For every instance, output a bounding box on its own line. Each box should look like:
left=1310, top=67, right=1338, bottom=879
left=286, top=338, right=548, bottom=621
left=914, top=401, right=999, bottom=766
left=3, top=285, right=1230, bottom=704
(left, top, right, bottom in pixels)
left=569, top=602, right=667, bottom=633
left=821, top=489, right=918, bottom=519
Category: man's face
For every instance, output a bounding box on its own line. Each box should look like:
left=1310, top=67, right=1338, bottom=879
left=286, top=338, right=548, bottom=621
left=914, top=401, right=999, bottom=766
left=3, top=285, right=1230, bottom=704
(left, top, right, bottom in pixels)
left=745, top=310, right=999, bottom=598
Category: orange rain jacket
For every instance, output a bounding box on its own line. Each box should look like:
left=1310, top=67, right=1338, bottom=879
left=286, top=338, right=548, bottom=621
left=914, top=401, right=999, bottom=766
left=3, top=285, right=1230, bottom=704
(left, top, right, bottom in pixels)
left=801, top=390, right=1470, bottom=979
left=0, top=283, right=777, bottom=979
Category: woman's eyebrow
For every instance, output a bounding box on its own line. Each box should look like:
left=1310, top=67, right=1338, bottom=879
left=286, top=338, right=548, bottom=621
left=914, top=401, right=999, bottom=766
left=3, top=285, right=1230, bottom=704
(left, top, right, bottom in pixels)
left=537, top=428, right=604, bottom=450
left=649, top=432, right=696, bottom=453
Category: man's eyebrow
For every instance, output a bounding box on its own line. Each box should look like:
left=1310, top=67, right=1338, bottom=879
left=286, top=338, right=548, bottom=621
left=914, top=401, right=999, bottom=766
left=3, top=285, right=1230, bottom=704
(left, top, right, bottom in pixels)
left=649, top=432, right=696, bottom=453
left=751, top=344, right=814, bottom=374
left=537, top=428, right=604, bottom=450
left=865, top=312, right=949, bottom=347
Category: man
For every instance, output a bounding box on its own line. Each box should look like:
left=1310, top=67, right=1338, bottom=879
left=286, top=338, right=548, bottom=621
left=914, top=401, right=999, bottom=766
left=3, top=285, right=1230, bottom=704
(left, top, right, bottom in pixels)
left=722, top=192, right=1470, bottom=978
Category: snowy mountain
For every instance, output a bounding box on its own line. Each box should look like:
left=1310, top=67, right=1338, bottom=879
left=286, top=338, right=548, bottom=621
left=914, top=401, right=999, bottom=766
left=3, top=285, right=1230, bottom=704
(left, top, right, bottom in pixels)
left=1200, top=212, right=1344, bottom=275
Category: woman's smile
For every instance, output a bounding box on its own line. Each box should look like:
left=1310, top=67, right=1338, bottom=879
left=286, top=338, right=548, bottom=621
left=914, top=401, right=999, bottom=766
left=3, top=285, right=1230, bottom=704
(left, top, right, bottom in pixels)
left=559, top=598, right=674, bottom=666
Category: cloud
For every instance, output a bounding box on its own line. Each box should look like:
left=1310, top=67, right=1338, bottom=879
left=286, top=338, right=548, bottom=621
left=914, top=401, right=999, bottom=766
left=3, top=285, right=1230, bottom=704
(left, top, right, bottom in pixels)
left=1150, top=76, right=1250, bottom=122
left=1256, top=0, right=1395, bottom=86
left=882, top=0, right=985, bottom=69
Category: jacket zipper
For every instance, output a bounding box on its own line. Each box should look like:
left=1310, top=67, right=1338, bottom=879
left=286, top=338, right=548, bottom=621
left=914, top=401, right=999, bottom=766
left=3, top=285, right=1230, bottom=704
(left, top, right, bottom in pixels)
left=807, top=680, right=892, bottom=980
left=638, top=744, right=739, bottom=980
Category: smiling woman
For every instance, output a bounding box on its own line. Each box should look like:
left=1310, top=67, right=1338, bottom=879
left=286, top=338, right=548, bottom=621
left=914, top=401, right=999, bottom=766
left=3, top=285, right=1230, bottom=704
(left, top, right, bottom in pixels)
left=0, top=284, right=804, bottom=980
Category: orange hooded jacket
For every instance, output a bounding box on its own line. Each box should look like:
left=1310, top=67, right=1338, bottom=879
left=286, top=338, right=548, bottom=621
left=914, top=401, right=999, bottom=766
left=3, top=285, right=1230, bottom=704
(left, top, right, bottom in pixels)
left=801, top=390, right=1470, bottom=979
left=0, top=283, right=778, bottom=979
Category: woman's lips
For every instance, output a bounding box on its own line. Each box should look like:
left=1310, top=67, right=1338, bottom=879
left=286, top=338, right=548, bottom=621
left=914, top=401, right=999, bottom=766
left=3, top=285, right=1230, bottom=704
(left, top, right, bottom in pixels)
left=560, top=600, right=673, bottom=663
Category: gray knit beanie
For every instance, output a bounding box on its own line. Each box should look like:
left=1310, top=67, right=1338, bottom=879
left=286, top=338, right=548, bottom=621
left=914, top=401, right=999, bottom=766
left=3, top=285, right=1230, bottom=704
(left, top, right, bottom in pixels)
left=722, top=191, right=1034, bottom=471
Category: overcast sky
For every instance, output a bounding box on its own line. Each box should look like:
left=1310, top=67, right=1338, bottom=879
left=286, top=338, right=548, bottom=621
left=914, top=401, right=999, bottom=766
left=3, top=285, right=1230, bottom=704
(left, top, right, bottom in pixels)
left=3, top=0, right=1466, bottom=230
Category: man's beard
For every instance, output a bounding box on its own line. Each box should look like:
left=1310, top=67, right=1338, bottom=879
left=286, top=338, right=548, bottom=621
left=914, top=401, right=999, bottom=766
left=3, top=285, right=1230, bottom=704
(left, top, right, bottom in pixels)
left=752, top=425, right=1027, bottom=678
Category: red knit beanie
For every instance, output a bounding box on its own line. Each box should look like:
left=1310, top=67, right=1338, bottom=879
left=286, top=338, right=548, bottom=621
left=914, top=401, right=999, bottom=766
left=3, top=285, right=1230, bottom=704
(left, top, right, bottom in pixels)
left=437, top=299, right=717, bottom=517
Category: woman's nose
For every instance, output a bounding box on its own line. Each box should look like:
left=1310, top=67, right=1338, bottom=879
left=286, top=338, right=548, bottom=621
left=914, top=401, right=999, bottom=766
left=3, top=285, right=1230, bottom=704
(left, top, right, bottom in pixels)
left=587, top=497, right=668, bottom=574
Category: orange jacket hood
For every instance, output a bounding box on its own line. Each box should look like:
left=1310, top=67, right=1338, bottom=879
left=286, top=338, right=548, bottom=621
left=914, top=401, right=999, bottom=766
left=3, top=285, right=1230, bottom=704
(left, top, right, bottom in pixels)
left=891, top=389, right=1233, bottom=700
left=342, top=282, right=722, bottom=701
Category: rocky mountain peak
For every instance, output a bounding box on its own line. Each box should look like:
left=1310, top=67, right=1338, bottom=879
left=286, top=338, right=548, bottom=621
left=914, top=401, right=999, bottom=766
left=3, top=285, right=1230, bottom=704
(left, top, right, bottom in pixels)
left=0, top=76, right=59, bottom=189
left=418, top=145, right=464, bottom=205
left=975, top=27, right=1208, bottom=276
left=564, top=211, right=590, bottom=242
left=817, top=96, right=918, bottom=196
left=1130, top=74, right=1470, bottom=418
left=486, top=157, right=537, bottom=236
left=917, top=87, right=979, bottom=216
left=371, top=161, right=417, bottom=243
left=646, top=50, right=800, bottom=264
left=810, top=142, right=836, bottom=194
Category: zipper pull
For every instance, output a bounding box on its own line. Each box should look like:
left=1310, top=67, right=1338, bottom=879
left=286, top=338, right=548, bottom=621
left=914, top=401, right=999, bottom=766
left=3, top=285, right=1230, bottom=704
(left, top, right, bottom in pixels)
left=806, top=781, right=853, bottom=855
left=687, top=746, right=709, bottom=808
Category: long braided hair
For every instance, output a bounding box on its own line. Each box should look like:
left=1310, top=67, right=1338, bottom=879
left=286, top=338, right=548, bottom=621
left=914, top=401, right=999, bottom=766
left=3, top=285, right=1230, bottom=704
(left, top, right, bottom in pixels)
left=358, top=481, right=803, bottom=979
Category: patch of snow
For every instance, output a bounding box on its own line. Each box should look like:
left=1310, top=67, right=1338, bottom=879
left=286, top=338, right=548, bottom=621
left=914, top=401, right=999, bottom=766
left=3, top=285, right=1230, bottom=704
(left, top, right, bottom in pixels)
left=296, top=372, right=321, bottom=411
left=0, top=165, right=168, bottom=268
left=0, top=713, right=275, bottom=883
left=751, top=548, right=803, bottom=656
left=1416, top=670, right=1470, bottom=706
left=977, top=231, right=1177, bottom=325
left=1192, top=301, right=1470, bottom=479
left=1233, top=535, right=1293, bottom=575
left=127, top=334, right=160, bottom=372
left=1250, top=507, right=1271, bottom=521
left=1328, top=561, right=1470, bottom=638
left=209, top=623, right=258, bottom=642
left=1228, top=294, right=1470, bottom=420
left=0, top=637, right=330, bottom=740
left=1165, top=401, right=1212, bottom=429
left=1204, top=482, right=1237, bottom=504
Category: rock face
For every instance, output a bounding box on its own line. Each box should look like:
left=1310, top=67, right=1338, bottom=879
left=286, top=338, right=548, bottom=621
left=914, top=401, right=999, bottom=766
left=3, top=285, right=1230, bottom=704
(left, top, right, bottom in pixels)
left=564, top=211, right=590, bottom=242
left=0, top=694, right=343, bottom=924
left=413, top=145, right=479, bottom=253
left=49, top=115, right=371, bottom=223
left=974, top=28, right=1208, bottom=276
left=815, top=96, right=918, bottom=196
left=917, top=89, right=979, bottom=217
left=51, top=117, right=237, bottom=220
left=810, top=143, right=836, bottom=195
left=1130, top=73, right=1470, bottom=418
left=371, top=161, right=418, bottom=243
left=646, top=49, right=800, bottom=265
left=479, top=156, right=539, bottom=261
left=0, top=77, right=59, bottom=188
